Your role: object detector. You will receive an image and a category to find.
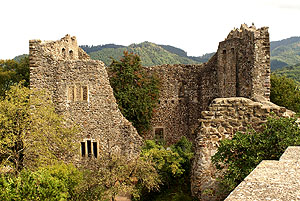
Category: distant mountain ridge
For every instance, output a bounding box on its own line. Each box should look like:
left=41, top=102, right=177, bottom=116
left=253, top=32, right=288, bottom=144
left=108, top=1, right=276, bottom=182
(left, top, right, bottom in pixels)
left=80, top=42, right=213, bottom=66
left=270, top=37, right=300, bottom=70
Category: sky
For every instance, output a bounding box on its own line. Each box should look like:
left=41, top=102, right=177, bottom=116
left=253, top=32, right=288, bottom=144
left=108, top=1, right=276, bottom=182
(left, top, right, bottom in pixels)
left=1, top=0, right=300, bottom=59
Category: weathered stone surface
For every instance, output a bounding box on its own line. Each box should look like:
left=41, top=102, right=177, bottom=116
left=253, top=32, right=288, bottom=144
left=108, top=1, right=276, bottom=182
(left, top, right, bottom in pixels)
left=225, top=146, right=300, bottom=201
left=29, top=24, right=294, bottom=201
left=145, top=24, right=271, bottom=146
left=191, top=97, right=294, bottom=201
left=29, top=35, right=143, bottom=160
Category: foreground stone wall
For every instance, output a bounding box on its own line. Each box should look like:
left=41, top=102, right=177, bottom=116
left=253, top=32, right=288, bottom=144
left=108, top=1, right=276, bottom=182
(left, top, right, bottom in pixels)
left=225, top=146, right=300, bottom=200
left=191, top=97, right=294, bottom=201
left=29, top=35, right=143, bottom=159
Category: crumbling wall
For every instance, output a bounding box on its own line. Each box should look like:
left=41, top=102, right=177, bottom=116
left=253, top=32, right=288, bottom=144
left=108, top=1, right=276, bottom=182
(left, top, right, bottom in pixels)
left=145, top=64, right=204, bottom=144
left=29, top=35, right=143, bottom=159
left=147, top=24, right=271, bottom=145
left=191, top=97, right=294, bottom=201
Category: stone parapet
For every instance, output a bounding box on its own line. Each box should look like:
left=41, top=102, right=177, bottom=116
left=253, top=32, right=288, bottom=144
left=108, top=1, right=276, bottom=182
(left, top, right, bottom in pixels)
left=225, top=146, right=300, bottom=200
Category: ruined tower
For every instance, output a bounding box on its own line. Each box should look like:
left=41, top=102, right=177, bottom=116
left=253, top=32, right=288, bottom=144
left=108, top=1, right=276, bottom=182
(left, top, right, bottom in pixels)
left=29, top=35, right=143, bottom=159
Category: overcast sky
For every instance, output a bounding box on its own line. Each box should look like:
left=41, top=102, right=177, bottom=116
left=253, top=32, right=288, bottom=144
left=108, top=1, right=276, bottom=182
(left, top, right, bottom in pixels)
left=1, top=0, right=300, bottom=59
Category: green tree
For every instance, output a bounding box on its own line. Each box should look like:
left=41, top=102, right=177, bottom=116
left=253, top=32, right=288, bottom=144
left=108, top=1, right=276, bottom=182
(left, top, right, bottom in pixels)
left=0, top=57, right=29, bottom=97
left=0, top=84, right=79, bottom=173
left=270, top=74, right=300, bottom=113
left=78, top=152, right=160, bottom=201
left=139, top=137, right=195, bottom=201
left=0, top=163, right=83, bottom=201
left=212, top=116, right=300, bottom=196
left=108, top=51, right=160, bottom=135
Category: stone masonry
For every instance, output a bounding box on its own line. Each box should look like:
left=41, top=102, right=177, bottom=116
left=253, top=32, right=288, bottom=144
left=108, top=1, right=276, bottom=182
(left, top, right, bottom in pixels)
left=225, top=146, right=300, bottom=200
left=29, top=24, right=292, bottom=201
left=191, top=97, right=294, bottom=200
left=29, top=35, right=143, bottom=159
left=146, top=24, right=271, bottom=144
left=145, top=24, right=293, bottom=200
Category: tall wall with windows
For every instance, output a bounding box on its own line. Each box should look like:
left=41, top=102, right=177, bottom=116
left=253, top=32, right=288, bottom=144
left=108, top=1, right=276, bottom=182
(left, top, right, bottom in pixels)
left=29, top=35, right=143, bottom=160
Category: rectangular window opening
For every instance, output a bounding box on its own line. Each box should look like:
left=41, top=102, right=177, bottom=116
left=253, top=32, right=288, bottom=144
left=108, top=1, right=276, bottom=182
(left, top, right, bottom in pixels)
left=87, top=140, right=92, bottom=157
left=68, top=86, right=75, bottom=101
left=93, top=142, right=98, bottom=158
left=81, top=142, right=86, bottom=157
left=154, top=127, right=164, bottom=142
left=75, top=85, right=81, bottom=101
left=82, top=86, right=88, bottom=101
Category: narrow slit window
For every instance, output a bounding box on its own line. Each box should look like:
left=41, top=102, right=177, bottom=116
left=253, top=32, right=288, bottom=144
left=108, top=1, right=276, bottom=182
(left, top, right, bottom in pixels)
left=69, top=50, right=74, bottom=59
left=62, top=48, right=66, bottom=57
left=93, top=142, right=98, bottom=158
left=87, top=140, right=92, bottom=157
left=81, top=142, right=86, bottom=157
left=68, top=86, right=75, bottom=101
left=223, top=49, right=226, bottom=54
left=75, top=85, right=81, bottom=101
left=82, top=86, right=88, bottom=101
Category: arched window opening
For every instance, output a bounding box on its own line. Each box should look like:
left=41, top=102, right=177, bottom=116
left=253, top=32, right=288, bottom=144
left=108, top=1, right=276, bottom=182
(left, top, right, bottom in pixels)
left=62, top=48, right=66, bottom=57
left=69, top=50, right=74, bottom=59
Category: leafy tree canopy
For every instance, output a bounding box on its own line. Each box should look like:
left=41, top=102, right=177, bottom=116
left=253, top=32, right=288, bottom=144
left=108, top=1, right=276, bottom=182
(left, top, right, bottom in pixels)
left=212, top=116, right=300, bottom=196
left=270, top=74, right=300, bottom=113
left=0, top=84, right=79, bottom=174
left=0, top=163, right=83, bottom=201
left=0, top=56, right=29, bottom=97
left=108, top=51, right=160, bottom=135
left=139, top=137, right=195, bottom=201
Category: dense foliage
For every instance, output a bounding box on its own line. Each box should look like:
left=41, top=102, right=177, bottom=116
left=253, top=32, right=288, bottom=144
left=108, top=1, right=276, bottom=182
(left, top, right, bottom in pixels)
left=108, top=51, right=160, bottom=134
left=78, top=152, right=160, bottom=201
left=0, top=163, right=82, bottom=201
left=270, top=74, right=300, bottom=113
left=0, top=84, right=79, bottom=173
left=80, top=44, right=126, bottom=54
left=0, top=57, right=29, bottom=97
left=273, top=63, right=300, bottom=83
left=139, top=137, right=195, bottom=201
left=212, top=116, right=300, bottom=196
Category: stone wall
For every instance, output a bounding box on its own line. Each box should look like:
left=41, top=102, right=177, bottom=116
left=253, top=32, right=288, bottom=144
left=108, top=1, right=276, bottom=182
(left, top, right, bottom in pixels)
left=29, top=35, right=143, bottom=159
left=144, top=64, right=204, bottom=143
left=191, top=97, right=294, bottom=201
left=225, top=146, right=300, bottom=200
left=146, top=24, right=271, bottom=145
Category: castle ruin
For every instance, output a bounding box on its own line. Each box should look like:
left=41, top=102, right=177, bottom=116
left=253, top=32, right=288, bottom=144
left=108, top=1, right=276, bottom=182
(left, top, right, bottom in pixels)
left=29, top=35, right=143, bottom=159
left=29, top=24, right=294, bottom=200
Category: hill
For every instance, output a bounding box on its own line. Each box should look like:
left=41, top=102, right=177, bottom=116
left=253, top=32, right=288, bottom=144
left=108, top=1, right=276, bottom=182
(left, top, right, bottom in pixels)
left=270, top=37, right=300, bottom=70
left=80, top=42, right=213, bottom=66
left=273, top=63, right=300, bottom=83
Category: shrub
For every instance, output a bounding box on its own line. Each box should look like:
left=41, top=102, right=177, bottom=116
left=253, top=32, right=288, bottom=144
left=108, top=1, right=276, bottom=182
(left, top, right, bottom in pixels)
left=0, top=163, right=82, bottom=201
left=212, top=116, right=300, bottom=196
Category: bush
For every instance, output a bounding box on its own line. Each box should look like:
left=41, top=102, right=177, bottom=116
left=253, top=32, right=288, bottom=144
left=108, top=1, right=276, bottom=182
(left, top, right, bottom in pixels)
left=138, top=137, right=195, bottom=201
left=270, top=74, right=300, bottom=113
left=0, top=163, right=83, bottom=201
left=212, top=116, right=300, bottom=196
